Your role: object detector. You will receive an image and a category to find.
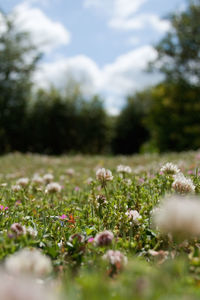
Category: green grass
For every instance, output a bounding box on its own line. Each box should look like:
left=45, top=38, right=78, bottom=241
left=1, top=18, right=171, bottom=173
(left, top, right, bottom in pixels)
left=1, top=151, right=200, bottom=299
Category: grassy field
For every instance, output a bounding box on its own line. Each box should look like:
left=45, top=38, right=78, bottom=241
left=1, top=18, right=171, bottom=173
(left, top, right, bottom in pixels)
left=1, top=151, right=200, bottom=300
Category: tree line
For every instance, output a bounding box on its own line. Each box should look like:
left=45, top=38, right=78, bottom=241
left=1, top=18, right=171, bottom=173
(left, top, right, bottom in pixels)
left=0, top=0, right=200, bottom=155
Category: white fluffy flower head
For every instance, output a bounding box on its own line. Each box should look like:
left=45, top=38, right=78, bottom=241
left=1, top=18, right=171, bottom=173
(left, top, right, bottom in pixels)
left=5, top=248, right=52, bottom=278
left=45, top=182, right=62, bottom=193
left=117, top=165, right=132, bottom=174
left=172, top=173, right=195, bottom=193
left=160, top=162, right=180, bottom=175
left=153, top=195, right=200, bottom=239
left=96, top=168, right=113, bottom=183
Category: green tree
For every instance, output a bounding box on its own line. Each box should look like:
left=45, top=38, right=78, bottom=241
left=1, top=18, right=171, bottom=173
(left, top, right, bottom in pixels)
left=112, top=90, right=150, bottom=154
left=0, top=12, right=40, bottom=152
left=147, top=0, right=200, bottom=152
left=152, top=0, right=200, bottom=85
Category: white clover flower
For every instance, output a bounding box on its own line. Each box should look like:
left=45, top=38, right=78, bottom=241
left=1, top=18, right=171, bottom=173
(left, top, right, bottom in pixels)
left=43, top=173, right=54, bottom=184
left=117, top=165, right=132, bottom=174
left=94, top=230, right=114, bottom=246
left=125, top=210, right=141, bottom=225
left=153, top=195, right=200, bottom=239
left=16, top=177, right=29, bottom=187
left=11, top=184, right=21, bottom=192
left=103, top=250, right=127, bottom=266
left=27, top=226, right=38, bottom=237
left=160, top=162, right=180, bottom=175
left=10, top=223, right=26, bottom=236
left=45, top=182, right=62, bottom=194
left=66, top=168, right=75, bottom=176
left=96, top=168, right=113, bottom=184
left=32, top=174, right=44, bottom=185
left=5, top=248, right=52, bottom=278
left=0, top=272, right=54, bottom=300
left=172, top=173, right=195, bottom=193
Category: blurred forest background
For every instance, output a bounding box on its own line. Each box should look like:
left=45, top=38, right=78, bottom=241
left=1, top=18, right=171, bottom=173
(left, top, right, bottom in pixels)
left=0, top=0, right=200, bottom=155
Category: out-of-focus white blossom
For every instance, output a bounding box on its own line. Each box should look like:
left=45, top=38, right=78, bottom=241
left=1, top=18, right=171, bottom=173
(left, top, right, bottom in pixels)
left=103, top=250, right=127, bottom=266
left=125, top=210, right=141, bottom=224
left=160, top=162, right=180, bottom=175
left=5, top=248, right=52, bottom=278
left=27, top=226, right=38, bottom=237
left=153, top=195, right=200, bottom=239
left=11, top=184, right=21, bottom=192
left=172, top=173, right=195, bottom=193
left=43, top=174, right=54, bottom=184
left=66, top=168, right=75, bottom=176
left=117, top=165, right=132, bottom=174
left=32, top=174, right=44, bottom=185
left=45, top=182, right=62, bottom=194
left=0, top=272, right=55, bottom=300
left=16, top=178, right=29, bottom=187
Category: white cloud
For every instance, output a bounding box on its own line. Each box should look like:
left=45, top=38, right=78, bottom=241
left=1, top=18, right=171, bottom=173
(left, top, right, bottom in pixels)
left=109, top=13, right=170, bottom=32
left=84, top=0, right=170, bottom=34
left=34, top=45, right=162, bottom=114
left=13, top=2, right=71, bottom=53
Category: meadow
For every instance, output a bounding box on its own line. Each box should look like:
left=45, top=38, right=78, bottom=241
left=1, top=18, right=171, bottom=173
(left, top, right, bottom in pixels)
left=1, top=151, right=200, bottom=300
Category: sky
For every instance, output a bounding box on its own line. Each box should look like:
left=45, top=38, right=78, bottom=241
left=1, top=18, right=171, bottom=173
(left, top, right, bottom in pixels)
left=1, top=0, right=186, bottom=114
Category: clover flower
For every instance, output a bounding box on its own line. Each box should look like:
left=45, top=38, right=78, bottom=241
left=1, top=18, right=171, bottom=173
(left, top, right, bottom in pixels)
left=16, top=177, right=29, bottom=187
left=5, top=248, right=52, bottom=278
left=117, top=165, right=132, bottom=174
left=43, top=173, right=54, bottom=184
left=160, top=162, right=180, bottom=175
left=45, top=182, right=62, bottom=193
left=96, top=168, right=113, bottom=185
left=32, top=174, right=44, bottom=185
left=153, top=195, right=200, bottom=239
left=125, top=210, right=141, bottom=225
left=10, top=223, right=26, bottom=236
left=103, top=250, right=127, bottom=266
left=11, top=184, right=21, bottom=192
left=172, top=173, right=195, bottom=193
left=0, top=272, right=54, bottom=300
left=94, top=230, right=114, bottom=246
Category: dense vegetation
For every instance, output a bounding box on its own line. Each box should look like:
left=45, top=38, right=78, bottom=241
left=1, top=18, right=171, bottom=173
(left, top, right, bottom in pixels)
left=0, top=152, right=200, bottom=299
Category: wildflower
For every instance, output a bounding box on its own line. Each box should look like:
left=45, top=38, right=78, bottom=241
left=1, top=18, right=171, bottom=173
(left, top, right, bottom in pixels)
left=96, top=194, right=107, bottom=206
left=103, top=250, right=127, bottom=266
left=0, top=205, right=8, bottom=211
left=60, top=214, right=67, bottom=220
left=27, top=226, right=38, bottom=237
left=88, top=237, right=94, bottom=243
left=32, top=174, right=44, bottom=185
left=148, top=249, right=169, bottom=264
left=66, top=168, right=75, bottom=176
left=43, top=173, right=54, bottom=184
left=172, top=173, right=195, bottom=193
left=96, top=168, right=113, bottom=186
left=125, top=210, right=141, bottom=225
left=160, top=162, right=180, bottom=175
left=16, top=177, right=29, bottom=187
left=45, top=182, right=62, bottom=193
left=87, top=177, right=93, bottom=184
left=10, top=223, right=26, bottom=236
left=153, top=195, right=200, bottom=239
left=5, top=248, right=52, bottom=278
left=11, top=184, right=21, bottom=192
left=0, top=272, right=53, bottom=300
left=117, top=165, right=132, bottom=174
left=94, top=230, right=114, bottom=246
left=69, top=233, right=84, bottom=243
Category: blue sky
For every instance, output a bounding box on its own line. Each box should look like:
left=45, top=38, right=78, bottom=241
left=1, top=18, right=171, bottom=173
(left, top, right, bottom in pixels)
left=1, top=0, right=186, bottom=114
